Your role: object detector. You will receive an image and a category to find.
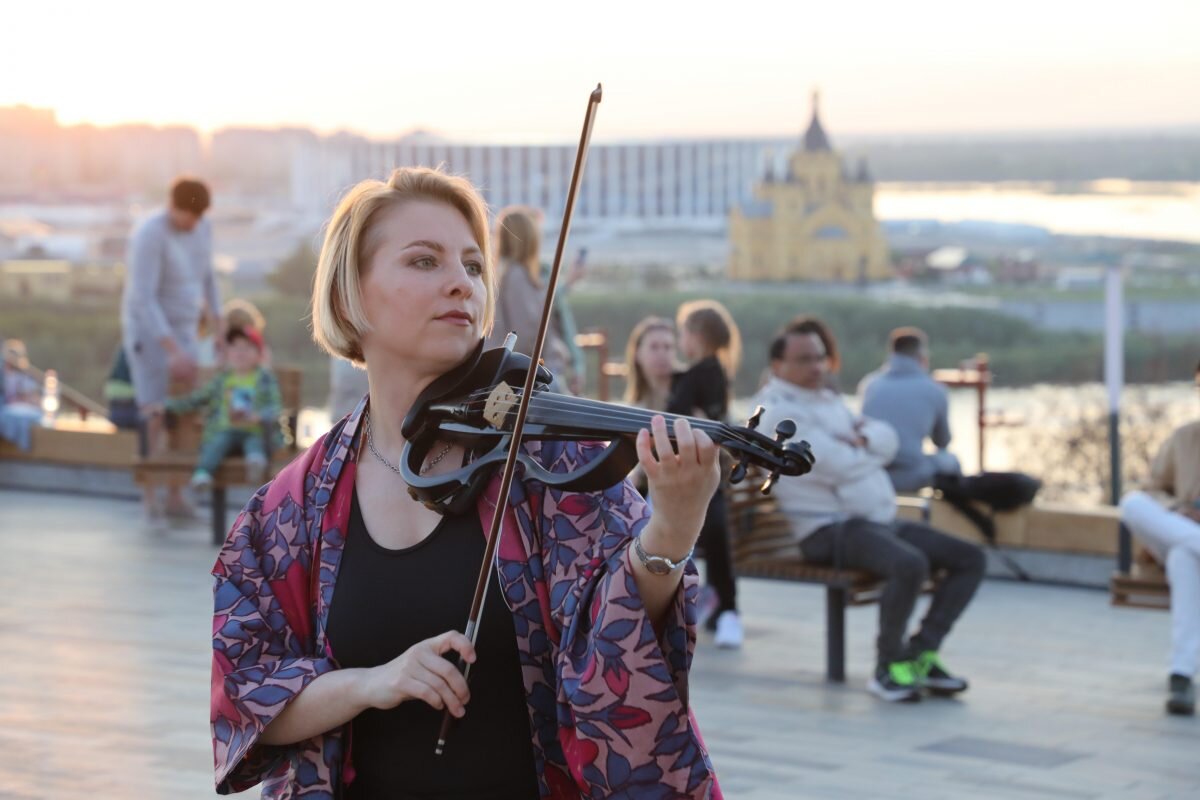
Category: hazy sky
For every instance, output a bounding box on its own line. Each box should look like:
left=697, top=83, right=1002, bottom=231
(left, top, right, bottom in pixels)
left=5, top=0, right=1199, bottom=142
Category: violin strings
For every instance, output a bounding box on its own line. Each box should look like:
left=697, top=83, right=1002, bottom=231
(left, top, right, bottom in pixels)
left=457, top=389, right=770, bottom=451
left=467, top=397, right=768, bottom=452
left=461, top=391, right=742, bottom=438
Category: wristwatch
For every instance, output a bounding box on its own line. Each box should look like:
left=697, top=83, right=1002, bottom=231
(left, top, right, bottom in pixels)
left=633, top=535, right=692, bottom=576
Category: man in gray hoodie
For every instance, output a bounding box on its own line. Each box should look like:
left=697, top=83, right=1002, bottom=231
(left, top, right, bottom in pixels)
left=859, top=327, right=961, bottom=493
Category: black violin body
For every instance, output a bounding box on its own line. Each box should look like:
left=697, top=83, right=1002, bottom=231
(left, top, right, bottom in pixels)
left=400, top=336, right=815, bottom=514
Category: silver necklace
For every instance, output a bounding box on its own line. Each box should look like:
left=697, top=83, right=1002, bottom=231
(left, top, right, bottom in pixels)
left=364, top=410, right=452, bottom=476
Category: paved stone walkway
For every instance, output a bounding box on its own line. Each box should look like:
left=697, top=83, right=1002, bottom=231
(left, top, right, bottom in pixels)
left=1, top=489, right=1196, bottom=799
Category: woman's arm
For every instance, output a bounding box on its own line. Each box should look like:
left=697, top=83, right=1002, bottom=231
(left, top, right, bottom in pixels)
left=631, top=415, right=720, bottom=631
left=260, top=631, right=476, bottom=746
left=258, top=668, right=371, bottom=745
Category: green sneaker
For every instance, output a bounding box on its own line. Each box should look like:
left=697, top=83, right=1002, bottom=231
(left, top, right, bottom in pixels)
left=867, top=660, right=921, bottom=702
left=913, top=650, right=969, bottom=695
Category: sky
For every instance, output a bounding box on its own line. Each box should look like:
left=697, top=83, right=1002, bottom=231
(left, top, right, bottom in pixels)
left=4, top=0, right=1199, bottom=142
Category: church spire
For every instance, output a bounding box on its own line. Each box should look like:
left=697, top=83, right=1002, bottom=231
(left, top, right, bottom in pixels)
left=803, top=87, right=832, bottom=152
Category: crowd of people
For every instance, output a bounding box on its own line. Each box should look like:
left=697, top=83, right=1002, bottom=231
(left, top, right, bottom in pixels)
left=3, top=167, right=1194, bottom=797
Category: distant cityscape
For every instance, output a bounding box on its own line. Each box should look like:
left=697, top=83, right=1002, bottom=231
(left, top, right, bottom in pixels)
left=1, top=102, right=1199, bottom=314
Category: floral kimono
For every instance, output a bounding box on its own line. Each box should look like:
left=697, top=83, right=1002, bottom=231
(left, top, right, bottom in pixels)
left=211, top=398, right=721, bottom=798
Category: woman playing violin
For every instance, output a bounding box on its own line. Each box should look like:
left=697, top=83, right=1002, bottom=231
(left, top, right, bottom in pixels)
left=210, top=167, right=723, bottom=799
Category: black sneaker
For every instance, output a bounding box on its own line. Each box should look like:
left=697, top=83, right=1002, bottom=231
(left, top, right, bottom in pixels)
left=914, top=650, right=969, bottom=696
left=1167, top=674, right=1195, bottom=716
left=867, top=662, right=922, bottom=703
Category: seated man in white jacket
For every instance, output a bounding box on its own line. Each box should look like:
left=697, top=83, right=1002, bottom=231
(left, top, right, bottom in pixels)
left=752, top=318, right=986, bottom=702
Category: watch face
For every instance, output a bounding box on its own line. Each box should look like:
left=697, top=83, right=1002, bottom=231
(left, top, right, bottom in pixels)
left=645, top=558, right=673, bottom=576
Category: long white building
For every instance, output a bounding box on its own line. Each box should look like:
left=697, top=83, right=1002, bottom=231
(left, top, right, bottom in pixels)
left=289, top=132, right=795, bottom=230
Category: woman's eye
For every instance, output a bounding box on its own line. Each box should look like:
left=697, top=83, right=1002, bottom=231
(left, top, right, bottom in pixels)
left=412, top=256, right=436, bottom=269
left=465, top=261, right=484, bottom=276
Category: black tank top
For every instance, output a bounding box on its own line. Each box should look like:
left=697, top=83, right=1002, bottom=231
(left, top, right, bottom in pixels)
left=327, top=490, right=539, bottom=800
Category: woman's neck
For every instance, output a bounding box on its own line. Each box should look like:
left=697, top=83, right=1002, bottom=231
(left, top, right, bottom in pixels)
left=362, top=357, right=435, bottom=457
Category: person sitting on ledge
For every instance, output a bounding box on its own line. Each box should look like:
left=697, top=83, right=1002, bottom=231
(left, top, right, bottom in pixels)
left=859, top=327, right=961, bottom=493
left=1120, top=358, right=1200, bottom=716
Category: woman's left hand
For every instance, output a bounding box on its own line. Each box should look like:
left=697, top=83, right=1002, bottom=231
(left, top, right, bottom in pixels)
left=635, top=415, right=721, bottom=559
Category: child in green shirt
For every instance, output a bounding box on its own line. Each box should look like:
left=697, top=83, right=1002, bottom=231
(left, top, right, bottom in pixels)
left=165, top=326, right=281, bottom=489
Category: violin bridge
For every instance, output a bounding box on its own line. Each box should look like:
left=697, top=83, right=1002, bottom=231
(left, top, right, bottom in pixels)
left=484, top=381, right=517, bottom=429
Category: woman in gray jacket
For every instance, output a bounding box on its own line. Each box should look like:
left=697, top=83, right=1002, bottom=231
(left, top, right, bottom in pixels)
left=487, top=207, right=571, bottom=389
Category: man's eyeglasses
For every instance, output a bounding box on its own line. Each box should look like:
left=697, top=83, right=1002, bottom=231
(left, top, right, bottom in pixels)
left=785, top=354, right=828, bottom=366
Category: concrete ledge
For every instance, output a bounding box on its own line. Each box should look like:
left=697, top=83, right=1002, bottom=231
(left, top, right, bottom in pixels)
left=983, top=547, right=1114, bottom=589
left=0, top=426, right=138, bottom=468
left=0, top=461, right=255, bottom=508
left=900, top=496, right=1119, bottom=557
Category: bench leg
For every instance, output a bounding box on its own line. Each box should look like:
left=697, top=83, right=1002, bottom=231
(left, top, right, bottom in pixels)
left=211, top=487, right=227, bottom=547
left=826, top=586, right=848, bottom=683
left=1118, top=521, right=1132, bottom=575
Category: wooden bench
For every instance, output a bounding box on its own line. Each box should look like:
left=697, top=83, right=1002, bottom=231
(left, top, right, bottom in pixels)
left=727, top=474, right=932, bottom=682
left=132, top=368, right=302, bottom=545
left=1111, top=520, right=1170, bottom=610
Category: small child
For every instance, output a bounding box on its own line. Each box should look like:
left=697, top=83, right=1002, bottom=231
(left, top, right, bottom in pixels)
left=667, top=300, right=743, bottom=649
left=165, top=325, right=281, bottom=489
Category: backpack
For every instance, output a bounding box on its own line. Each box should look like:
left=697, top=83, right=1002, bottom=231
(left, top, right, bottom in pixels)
left=933, top=471, right=1043, bottom=580
left=937, top=471, right=1042, bottom=513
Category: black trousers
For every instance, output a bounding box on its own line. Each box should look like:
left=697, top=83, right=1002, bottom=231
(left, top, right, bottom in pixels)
left=699, top=488, right=737, bottom=614
left=799, top=518, right=985, bottom=668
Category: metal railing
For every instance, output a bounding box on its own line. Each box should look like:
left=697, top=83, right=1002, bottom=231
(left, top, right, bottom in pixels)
left=3, top=355, right=109, bottom=421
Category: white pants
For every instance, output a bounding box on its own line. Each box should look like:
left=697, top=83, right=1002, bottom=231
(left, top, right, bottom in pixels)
left=1121, top=491, right=1200, bottom=677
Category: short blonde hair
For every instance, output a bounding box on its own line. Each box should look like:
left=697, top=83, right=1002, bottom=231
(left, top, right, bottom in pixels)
left=311, top=167, right=495, bottom=364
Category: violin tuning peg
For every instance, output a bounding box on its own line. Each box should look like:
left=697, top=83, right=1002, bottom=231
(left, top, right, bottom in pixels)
left=761, top=469, right=782, bottom=495
left=729, top=461, right=748, bottom=485
left=774, top=418, right=797, bottom=444
left=746, top=406, right=764, bottom=430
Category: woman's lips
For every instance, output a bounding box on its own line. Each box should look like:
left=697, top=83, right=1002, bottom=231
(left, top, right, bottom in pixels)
left=435, top=312, right=472, bottom=326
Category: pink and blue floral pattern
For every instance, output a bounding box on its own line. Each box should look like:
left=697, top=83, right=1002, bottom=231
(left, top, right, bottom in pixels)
left=211, top=397, right=720, bottom=798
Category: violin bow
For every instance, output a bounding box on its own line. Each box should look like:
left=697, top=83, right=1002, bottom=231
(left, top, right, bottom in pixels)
left=435, top=83, right=603, bottom=755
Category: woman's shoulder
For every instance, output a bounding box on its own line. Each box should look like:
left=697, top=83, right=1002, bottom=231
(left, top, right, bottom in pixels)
left=674, top=355, right=724, bottom=381
left=499, top=260, right=531, bottom=283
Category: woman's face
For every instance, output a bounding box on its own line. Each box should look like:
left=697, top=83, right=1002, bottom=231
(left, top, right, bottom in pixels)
left=636, top=328, right=676, bottom=382
left=358, top=200, right=488, bottom=377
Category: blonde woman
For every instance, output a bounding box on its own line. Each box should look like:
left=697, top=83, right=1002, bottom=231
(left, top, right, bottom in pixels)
left=210, top=168, right=722, bottom=799
left=623, top=316, right=677, bottom=411
left=488, top=206, right=571, bottom=387
left=624, top=316, right=678, bottom=496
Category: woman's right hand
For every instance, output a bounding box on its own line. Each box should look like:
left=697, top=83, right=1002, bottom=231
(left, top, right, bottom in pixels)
left=361, top=631, right=476, bottom=718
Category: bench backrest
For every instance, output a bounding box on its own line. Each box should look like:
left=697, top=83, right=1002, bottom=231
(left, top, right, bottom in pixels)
left=726, top=469, right=805, bottom=563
